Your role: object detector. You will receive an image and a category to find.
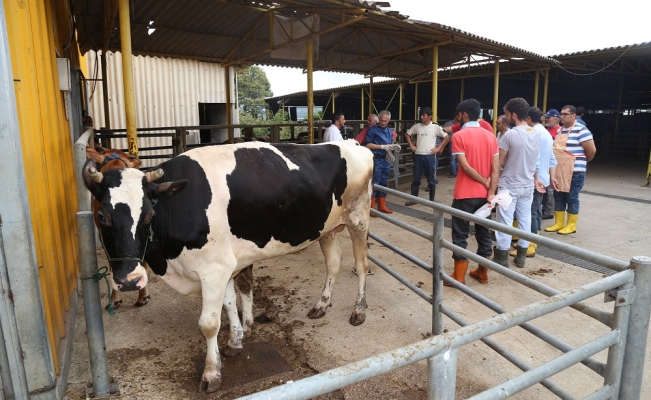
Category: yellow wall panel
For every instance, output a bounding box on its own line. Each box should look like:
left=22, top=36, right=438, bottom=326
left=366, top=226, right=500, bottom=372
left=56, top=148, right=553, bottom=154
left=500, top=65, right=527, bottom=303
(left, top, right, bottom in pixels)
left=4, top=0, right=82, bottom=375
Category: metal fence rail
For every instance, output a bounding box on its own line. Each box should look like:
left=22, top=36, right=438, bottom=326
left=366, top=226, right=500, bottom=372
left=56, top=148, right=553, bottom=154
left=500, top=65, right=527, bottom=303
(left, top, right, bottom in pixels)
left=238, top=185, right=651, bottom=400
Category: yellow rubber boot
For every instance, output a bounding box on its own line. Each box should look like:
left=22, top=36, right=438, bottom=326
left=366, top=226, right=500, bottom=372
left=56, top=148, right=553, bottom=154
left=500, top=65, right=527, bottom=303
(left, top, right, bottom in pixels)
left=558, top=213, right=578, bottom=235
left=545, top=211, right=566, bottom=232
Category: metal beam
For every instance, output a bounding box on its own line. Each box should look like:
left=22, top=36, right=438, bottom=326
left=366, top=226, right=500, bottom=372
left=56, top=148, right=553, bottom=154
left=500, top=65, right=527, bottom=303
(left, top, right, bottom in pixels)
left=225, top=66, right=233, bottom=143
left=223, top=12, right=269, bottom=62
left=321, top=42, right=444, bottom=71
left=533, top=70, right=539, bottom=108
left=307, top=37, right=314, bottom=144
left=225, top=12, right=368, bottom=67
left=542, top=68, right=550, bottom=113
left=119, top=0, right=138, bottom=155
left=368, top=76, right=373, bottom=116
left=492, top=60, right=500, bottom=133
left=432, top=45, right=438, bottom=122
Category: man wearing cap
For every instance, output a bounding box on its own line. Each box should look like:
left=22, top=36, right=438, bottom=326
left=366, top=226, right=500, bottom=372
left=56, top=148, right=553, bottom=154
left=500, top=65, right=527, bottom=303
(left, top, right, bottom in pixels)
left=404, top=107, right=448, bottom=205
left=545, top=105, right=596, bottom=235
left=544, top=109, right=562, bottom=139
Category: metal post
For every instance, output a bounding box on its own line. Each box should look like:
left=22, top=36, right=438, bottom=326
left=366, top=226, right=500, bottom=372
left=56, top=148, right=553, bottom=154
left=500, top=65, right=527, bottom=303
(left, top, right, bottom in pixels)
left=100, top=52, right=111, bottom=150
left=603, top=281, right=633, bottom=398
left=542, top=68, right=550, bottom=114
left=619, top=256, right=651, bottom=400
left=360, top=87, right=364, bottom=120
left=74, top=129, right=94, bottom=212
left=331, top=92, right=335, bottom=114
left=393, top=149, right=399, bottom=188
left=414, top=82, right=419, bottom=119
left=432, top=209, right=445, bottom=335
left=431, top=46, right=439, bottom=122
left=460, top=78, right=464, bottom=102
left=76, top=212, right=110, bottom=396
left=368, top=76, right=373, bottom=116
left=533, top=70, right=539, bottom=108
left=398, top=82, right=403, bottom=132
left=428, top=348, right=458, bottom=400
left=118, top=0, right=138, bottom=156
left=307, top=38, right=314, bottom=144
left=225, top=66, right=233, bottom=143
left=0, top=223, right=29, bottom=400
left=492, top=59, right=500, bottom=134
left=614, top=77, right=624, bottom=134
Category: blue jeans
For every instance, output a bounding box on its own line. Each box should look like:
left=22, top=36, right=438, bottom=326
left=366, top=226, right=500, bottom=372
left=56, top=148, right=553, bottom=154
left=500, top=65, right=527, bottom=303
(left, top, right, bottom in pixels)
left=372, top=158, right=391, bottom=198
left=448, top=142, right=458, bottom=175
left=411, top=154, right=437, bottom=195
left=530, top=190, right=543, bottom=233
left=496, top=186, right=534, bottom=251
left=554, top=172, right=585, bottom=214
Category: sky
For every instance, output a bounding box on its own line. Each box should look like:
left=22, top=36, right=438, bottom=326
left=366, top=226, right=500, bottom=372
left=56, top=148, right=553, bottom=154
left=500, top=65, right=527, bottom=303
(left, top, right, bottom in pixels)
left=262, top=0, right=649, bottom=97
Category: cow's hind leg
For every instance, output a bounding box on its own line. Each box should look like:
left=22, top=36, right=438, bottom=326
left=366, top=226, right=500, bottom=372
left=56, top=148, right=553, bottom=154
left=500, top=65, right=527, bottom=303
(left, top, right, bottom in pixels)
left=222, top=278, right=244, bottom=357
left=348, top=224, right=370, bottom=326
left=308, top=235, right=342, bottom=319
left=234, top=265, right=254, bottom=336
left=198, top=275, right=229, bottom=393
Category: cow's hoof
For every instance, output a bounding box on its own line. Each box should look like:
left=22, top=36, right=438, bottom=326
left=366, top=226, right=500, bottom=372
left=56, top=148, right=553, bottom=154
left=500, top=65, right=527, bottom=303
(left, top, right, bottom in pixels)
left=105, top=300, right=122, bottom=311
left=199, top=378, right=222, bottom=393
left=307, top=307, right=326, bottom=319
left=349, top=313, right=366, bottom=326
left=134, top=295, right=150, bottom=307
left=222, top=346, right=243, bottom=358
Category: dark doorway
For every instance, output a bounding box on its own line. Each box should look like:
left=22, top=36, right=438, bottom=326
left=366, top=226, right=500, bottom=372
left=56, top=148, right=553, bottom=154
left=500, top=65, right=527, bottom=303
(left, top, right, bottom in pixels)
left=198, top=103, right=228, bottom=143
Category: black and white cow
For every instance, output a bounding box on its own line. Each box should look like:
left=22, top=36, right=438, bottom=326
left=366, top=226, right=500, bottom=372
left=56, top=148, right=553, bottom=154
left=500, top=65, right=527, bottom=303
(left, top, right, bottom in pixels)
left=83, top=141, right=374, bottom=392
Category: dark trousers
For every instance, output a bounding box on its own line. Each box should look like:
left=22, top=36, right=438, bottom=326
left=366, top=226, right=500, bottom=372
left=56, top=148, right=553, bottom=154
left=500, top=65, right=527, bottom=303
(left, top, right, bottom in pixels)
left=451, top=198, right=493, bottom=261
left=542, top=185, right=554, bottom=217
left=411, top=154, right=437, bottom=198
left=531, top=190, right=543, bottom=233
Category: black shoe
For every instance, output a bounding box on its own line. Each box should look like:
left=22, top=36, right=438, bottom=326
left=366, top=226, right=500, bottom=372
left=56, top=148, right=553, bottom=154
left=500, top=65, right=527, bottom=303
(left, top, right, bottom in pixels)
left=542, top=214, right=553, bottom=220
left=405, top=201, right=417, bottom=206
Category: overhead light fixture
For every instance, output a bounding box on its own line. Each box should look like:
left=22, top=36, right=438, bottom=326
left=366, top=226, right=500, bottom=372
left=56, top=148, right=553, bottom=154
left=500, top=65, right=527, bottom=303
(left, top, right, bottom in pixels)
left=147, top=20, right=156, bottom=35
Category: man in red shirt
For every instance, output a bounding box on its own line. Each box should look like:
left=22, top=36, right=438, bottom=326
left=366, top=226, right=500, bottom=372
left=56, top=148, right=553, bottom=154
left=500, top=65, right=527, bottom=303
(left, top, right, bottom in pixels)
left=544, top=109, right=562, bottom=139
left=444, top=99, right=500, bottom=287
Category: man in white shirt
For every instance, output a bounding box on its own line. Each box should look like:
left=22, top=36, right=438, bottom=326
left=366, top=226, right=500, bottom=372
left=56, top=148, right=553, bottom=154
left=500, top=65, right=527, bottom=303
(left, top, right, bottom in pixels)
left=323, top=113, right=345, bottom=142
left=404, top=107, right=448, bottom=205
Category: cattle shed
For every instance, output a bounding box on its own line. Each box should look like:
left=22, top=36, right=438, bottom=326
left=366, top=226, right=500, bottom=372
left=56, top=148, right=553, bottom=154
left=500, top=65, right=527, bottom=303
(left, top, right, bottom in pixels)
left=0, top=0, right=646, bottom=399
left=266, top=42, right=651, bottom=174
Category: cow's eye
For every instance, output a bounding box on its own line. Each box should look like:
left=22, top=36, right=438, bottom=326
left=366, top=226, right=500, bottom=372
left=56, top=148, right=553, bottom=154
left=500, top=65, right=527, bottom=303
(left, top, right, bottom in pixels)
left=97, top=211, right=110, bottom=226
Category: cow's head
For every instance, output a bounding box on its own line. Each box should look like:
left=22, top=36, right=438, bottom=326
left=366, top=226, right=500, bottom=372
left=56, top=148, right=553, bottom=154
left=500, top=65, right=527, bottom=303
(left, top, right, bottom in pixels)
left=82, top=159, right=187, bottom=291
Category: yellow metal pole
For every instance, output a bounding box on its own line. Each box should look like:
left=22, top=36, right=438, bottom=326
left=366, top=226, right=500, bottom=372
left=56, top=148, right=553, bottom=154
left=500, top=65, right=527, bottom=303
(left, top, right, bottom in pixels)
left=460, top=78, right=464, bottom=102
left=492, top=59, right=500, bottom=134
left=431, top=46, right=439, bottom=122
left=533, top=70, right=540, bottom=108
left=542, top=68, right=550, bottom=113
left=118, top=0, right=138, bottom=156
left=225, top=66, right=233, bottom=143
left=398, top=82, right=403, bottom=131
left=332, top=92, right=335, bottom=114
left=368, top=76, right=373, bottom=116
left=307, top=38, right=314, bottom=144
left=414, top=82, right=418, bottom=119
left=361, top=87, right=364, bottom=119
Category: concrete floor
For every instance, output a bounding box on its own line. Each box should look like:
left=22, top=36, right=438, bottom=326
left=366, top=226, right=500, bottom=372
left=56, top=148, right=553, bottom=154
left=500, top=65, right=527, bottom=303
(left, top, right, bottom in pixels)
left=64, top=156, right=651, bottom=399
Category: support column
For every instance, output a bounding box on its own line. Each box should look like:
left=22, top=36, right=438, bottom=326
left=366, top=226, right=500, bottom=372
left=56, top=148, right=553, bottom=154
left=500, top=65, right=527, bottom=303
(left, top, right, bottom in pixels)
left=225, top=66, right=233, bottom=143
left=533, top=70, right=540, bottom=108
left=414, top=82, right=418, bottom=119
left=307, top=38, right=314, bottom=144
left=460, top=78, right=464, bottom=102
left=492, top=59, right=500, bottom=134
left=100, top=52, right=110, bottom=129
left=431, top=46, right=439, bottom=122
left=331, top=92, right=335, bottom=114
left=368, top=75, right=374, bottom=116
left=615, top=77, right=624, bottom=134
left=361, top=87, right=364, bottom=119
left=398, top=82, right=403, bottom=131
left=118, top=0, right=138, bottom=155
left=542, top=68, right=550, bottom=113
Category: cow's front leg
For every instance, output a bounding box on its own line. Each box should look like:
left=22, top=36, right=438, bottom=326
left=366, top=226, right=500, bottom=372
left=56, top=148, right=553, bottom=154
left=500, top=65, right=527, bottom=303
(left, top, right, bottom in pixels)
left=348, top=226, right=370, bottom=326
left=222, top=278, right=244, bottom=357
left=134, top=263, right=152, bottom=306
left=107, top=276, right=123, bottom=310
left=308, top=235, right=342, bottom=319
left=234, top=265, right=254, bottom=336
left=198, top=276, right=229, bottom=393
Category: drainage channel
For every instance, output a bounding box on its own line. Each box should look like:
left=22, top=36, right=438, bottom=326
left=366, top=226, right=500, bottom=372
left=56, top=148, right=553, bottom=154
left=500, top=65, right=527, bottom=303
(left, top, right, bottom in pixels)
left=386, top=202, right=616, bottom=276
left=581, top=190, right=651, bottom=205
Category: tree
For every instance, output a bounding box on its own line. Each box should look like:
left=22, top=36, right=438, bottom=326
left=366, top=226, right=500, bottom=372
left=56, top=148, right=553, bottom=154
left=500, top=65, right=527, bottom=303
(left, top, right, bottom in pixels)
left=237, top=66, right=273, bottom=119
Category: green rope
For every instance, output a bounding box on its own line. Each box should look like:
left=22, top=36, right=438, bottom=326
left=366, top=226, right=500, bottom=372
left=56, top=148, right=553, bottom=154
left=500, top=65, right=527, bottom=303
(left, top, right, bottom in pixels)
left=82, top=266, right=115, bottom=315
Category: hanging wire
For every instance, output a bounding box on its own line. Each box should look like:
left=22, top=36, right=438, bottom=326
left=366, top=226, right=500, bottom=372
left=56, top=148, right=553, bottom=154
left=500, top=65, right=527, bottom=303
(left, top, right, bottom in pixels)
left=552, top=46, right=631, bottom=76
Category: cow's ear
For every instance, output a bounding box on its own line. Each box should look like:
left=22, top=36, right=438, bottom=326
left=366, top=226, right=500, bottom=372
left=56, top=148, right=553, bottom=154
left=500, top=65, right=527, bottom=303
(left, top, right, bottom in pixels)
left=82, top=159, right=106, bottom=200
left=86, top=146, right=104, bottom=164
left=153, top=180, right=188, bottom=198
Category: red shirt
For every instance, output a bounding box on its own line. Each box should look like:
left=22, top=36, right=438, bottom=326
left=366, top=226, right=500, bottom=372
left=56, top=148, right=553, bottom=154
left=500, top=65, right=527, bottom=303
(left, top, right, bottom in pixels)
left=452, top=126, right=499, bottom=200
left=452, top=119, right=494, bottom=134
left=355, top=127, right=397, bottom=144
left=547, top=125, right=561, bottom=139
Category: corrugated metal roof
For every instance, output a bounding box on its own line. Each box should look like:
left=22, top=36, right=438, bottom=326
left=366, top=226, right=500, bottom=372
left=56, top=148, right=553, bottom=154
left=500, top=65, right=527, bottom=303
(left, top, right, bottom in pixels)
left=74, top=0, right=552, bottom=80
left=552, top=42, right=651, bottom=59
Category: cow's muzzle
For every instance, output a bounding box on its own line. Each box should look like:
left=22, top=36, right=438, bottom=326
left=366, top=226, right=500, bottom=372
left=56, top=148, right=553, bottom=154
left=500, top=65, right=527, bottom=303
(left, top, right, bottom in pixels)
left=116, top=276, right=142, bottom=292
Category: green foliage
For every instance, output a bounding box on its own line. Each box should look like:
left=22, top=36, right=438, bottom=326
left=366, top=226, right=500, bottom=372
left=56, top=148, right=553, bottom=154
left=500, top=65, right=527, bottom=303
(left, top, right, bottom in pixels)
left=237, top=66, right=272, bottom=119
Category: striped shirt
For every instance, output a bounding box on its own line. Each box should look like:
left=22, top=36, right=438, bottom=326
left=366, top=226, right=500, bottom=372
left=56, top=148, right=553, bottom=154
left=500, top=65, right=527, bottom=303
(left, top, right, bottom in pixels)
left=558, top=123, right=593, bottom=172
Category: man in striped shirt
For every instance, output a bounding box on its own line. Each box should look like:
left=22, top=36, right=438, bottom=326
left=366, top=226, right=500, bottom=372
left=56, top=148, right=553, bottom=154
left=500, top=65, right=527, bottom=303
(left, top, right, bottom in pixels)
left=545, top=105, right=597, bottom=235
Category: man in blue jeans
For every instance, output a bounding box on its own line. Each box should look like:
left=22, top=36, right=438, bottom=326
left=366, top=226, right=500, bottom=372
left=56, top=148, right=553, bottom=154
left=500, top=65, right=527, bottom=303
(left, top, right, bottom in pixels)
left=545, top=105, right=596, bottom=234
left=404, top=107, right=448, bottom=205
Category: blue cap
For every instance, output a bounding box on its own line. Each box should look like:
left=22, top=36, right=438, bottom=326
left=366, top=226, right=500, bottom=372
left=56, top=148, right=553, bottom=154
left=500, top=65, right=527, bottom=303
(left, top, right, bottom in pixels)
left=543, top=109, right=560, bottom=118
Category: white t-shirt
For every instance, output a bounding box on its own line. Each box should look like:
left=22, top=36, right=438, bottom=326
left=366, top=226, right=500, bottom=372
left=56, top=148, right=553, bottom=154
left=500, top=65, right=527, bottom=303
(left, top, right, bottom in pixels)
left=323, top=124, right=343, bottom=142
left=407, top=122, right=447, bottom=155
